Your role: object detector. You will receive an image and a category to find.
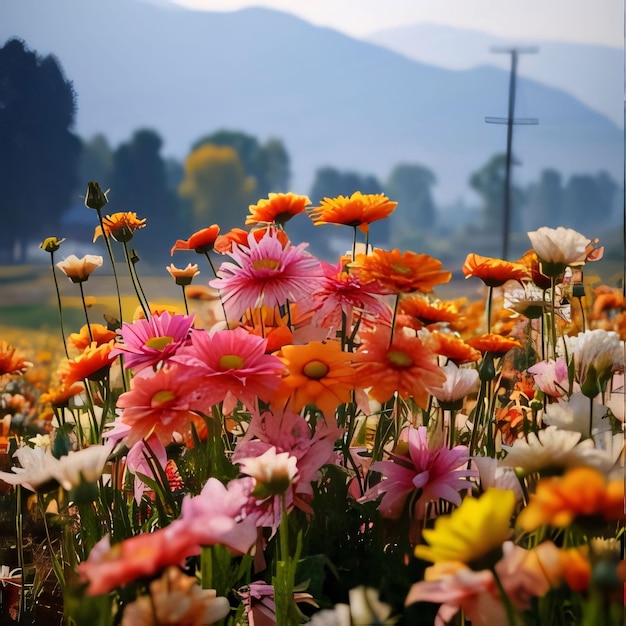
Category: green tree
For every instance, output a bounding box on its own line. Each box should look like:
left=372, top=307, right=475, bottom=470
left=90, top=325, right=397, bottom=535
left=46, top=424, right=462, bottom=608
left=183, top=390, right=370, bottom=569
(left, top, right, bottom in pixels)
left=110, top=129, right=183, bottom=264
left=192, top=130, right=290, bottom=197
left=77, top=134, right=114, bottom=194
left=562, top=172, right=618, bottom=232
left=385, top=163, right=437, bottom=231
left=469, top=153, right=525, bottom=234
left=524, top=168, right=563, bottom=230
left=178, top=144, right=257, bottom=232
left=0, top=38, right=80, bottom=262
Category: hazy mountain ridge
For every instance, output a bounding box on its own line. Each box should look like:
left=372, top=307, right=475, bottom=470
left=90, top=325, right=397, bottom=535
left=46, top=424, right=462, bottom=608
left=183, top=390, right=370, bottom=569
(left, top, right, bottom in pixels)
left=0, top=0, right=621, bottom=205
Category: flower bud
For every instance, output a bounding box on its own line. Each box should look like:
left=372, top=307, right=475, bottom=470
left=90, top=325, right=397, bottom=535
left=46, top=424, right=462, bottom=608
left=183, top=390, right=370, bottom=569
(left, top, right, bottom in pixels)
left=85, top=181, right=109, bottom=210
left=40, top=237, right=65, bottom=253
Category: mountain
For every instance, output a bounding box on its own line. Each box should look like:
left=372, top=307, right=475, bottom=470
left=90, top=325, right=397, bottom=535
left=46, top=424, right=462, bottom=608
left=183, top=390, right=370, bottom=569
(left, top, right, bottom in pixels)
left=366, top=22, right=624, bottom=130
left=0, top=0, right=622, bottom=207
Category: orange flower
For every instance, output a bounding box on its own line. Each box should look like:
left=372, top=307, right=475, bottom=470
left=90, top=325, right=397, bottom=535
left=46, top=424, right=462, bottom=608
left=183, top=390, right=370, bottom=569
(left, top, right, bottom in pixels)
left=428, top=331, right=481, bottom=365
left=0, top=341, right=32, bottom=376
left=214, top=226, right=290, bottom=253
left=242, top=306, right=294, bottom=353
left=560, top=547, right=591, bottom=592
left=272, top=340, right=355, bottom=418
left=68, top=324, right=117, bottom=352
left=466, top=333, right=521, bottom=355
left=462, top=253, right=530, bottom=287
left=518, top=250, right=551, bottom=290
left=246, top=193, right=311, bottom=226
left=516, top=466, right=626, bottom=532
left=166, top=263, right=200, bottom=286
left=354, top=327, right=445, bottom=407
left=93, top=212, right=146, bottom=243
left=171, top=225, right=220, bottom=255
left=354, top=249, right=452, bottom=294
left=308, top=191, right=397, bottom=233
left=40, top=380, right=85, bottom=408
left=398, top=295, right=459, bottom=329
left=62, top=341, right=117, bottom=385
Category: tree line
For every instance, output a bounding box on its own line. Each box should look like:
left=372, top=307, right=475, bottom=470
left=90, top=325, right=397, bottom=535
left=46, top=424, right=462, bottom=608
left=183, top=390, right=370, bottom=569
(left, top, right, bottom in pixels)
left=0, top=38, right=621, bottom=265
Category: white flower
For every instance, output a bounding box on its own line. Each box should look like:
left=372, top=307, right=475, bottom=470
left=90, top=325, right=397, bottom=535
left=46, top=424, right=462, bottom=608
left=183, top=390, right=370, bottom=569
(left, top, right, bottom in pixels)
left=472, top=456, right=523, bottom=503
left=0, top=446, right=61, bottom=491
left=527, top=227, right=589, bottom=266
left=56, top=254, right=103, bottom=283
left=27, top=434, right=51, bottom=449
left=571, top=329, right=624, bottom=395
left=238, top=447, right=298, bottom=498
left=500, top=425, right=616, bottom=475
left=53, top=442, right=113, bottom=490
left=427, top=362, right=479, bottom=405
left=542, top=392, right=609, bottom=438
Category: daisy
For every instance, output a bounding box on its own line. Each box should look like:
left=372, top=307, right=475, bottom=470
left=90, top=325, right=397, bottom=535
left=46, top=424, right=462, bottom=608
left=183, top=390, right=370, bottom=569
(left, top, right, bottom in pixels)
left=56, top=254, right=103, bottom=283
left=245, top=192, right=311, bottom=226
left=110, top=311, right=195, bottom=372
left=308, top=191, right=397, bottom=233
left=361, top=426, right=477, bottom=520
left=62, top=341, right=117, bottom=385
left=68, top=324, right=117, bottom=353
left=500, top=425, right=616, bottom=475
left=0, top=445, right=61, bottom=492
left=209, top=231, right=323, bottom=322
left=171, top=225, right=220, bottom=255
left=426, top=361, right=479, bottom=407
left=52, top=442, right=113, bottom=491
left=171, top=326, right=284, bottom=414
left=397, top=295, right=459, bottom=330
left=271, top=340, right=356, bottom=418
left=354, top=327, right=445, bottom=407
left=462, top=253, right=529, bottom=287
left=354, top=248, right=452, bottom=294
left=301, top=260, right=391, bottom=330
left=93, top=211, right=146, bottom=243
left=115, top=365, right=211, bottom=446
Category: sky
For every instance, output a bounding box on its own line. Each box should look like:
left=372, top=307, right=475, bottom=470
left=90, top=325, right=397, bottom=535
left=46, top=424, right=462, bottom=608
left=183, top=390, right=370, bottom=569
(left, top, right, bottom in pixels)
left=163, top=0, right=624, bottom=48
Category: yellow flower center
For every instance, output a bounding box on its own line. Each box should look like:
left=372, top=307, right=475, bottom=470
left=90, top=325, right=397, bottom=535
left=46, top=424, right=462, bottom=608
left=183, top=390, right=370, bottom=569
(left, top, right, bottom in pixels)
left=303, top=360, right=330, bottom=379
left=252, top=258, right=281, bottom=271
left=386, top=349, right=413, bottom=368
left=151, top=390, right=176, bottom=407
left=145, top=336, right=174, bottom=350
left=391, top=263, right=412, bottom=275
left=218, top=354, right=245, bottom=370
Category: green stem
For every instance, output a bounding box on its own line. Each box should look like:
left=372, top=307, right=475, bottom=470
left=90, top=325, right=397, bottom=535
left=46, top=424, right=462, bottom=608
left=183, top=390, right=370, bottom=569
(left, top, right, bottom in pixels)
left=15, top=485, right=25, bottom=622
left=78, top=282, right=94, bottom=342
left=123, top=242, right=150, bottom=319
left=486, top=285, right=493, bottom=334
left=181, top=285, right=189, bottom=315
left=50, top=251, right=70, bottom=358
left=96, top=208, right=124, bottom=325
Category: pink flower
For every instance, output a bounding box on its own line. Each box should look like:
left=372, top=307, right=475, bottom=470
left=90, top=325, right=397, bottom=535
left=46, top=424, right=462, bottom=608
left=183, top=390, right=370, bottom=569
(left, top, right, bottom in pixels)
left=527, top=358, right=569, bottom=398
left=361, top=426, right=477, bottom=520
left=209, top=231, right=323, bottom=321
left=172, top=327, right=285, bottom=414
left=239, top=581, right=318, bottom=626
left=300, top=260, right=391, bottom=330
left=115, top=366, right=210, bottom=447
left=125, top=434, right=168, bottom=504
left=110, top=311, right=195, bottom=372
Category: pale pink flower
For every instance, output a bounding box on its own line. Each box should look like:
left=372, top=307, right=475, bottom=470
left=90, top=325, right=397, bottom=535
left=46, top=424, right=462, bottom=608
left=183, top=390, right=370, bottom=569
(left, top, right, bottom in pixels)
left=209, top=231, right=323, bottom=321
left=360, top=426, right=477, bottom=520
left=527, top=358, right=569, bottom=398
left=125, top=434, right=168, bottom=504
left=301, top=260, right=391, bottom=330
left=239, top=581, right=318, bottom=626
left=110, top=311, right=195, bottom=372
left=56, top=254, right=103, bottom=283
left=171, top=327, right=284, bottom=414
left=527, top=227, right=590, bottom=267
left=426, top=361, right=479, bottom=405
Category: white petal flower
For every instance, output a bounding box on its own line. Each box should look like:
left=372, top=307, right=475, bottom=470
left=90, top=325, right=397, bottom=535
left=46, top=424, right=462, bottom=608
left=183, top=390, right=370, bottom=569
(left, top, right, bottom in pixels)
left=56, top=254, right=103, bottom=283
left=53, top=442, right=113, bottom=490
left=238, top=447, right=298, bottom=497
left=542, top=392, right=609, bottom=438
left=500, top=425, right=616, bottom=475
left=527, top=227, right=589, bottom=266
left=0, top=446, right=61, bottom=491
left=427, top=362, right=479, bottom=404
left=572, top=329, right=624, bottom=394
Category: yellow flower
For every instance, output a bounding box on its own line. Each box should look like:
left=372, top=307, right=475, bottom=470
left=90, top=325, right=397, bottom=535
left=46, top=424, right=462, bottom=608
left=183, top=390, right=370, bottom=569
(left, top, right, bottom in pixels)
left=93, top=212, right=146, bottom=243
left=414, top=489, right=516, bottom=568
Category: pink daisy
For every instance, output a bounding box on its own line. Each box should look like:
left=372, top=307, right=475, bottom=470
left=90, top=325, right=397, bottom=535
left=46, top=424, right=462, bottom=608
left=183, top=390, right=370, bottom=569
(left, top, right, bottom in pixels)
left=110, top=311, right=195, bottom=372
left=115, top=365, right=210, bottom=446
left=301, top=260, right=391, bottom=330
left=209, top=231, right=323, bottom=322
left=361, top=426, right=477, bottom=520
left=171, top=327, right=285, bottom=414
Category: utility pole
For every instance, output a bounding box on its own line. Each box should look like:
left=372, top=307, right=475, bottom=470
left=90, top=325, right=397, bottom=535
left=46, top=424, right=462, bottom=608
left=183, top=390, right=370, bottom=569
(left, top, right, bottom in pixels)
left=485, top=46, right=538, bottom=259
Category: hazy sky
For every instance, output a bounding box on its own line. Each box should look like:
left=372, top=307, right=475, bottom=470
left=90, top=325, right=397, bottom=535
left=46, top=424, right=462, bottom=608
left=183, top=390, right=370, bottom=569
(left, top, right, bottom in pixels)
left=164, top=0, right=624, bottom=48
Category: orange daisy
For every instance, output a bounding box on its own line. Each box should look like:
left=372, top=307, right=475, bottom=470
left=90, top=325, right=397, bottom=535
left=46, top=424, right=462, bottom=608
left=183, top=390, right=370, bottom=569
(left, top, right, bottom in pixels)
left=517, top=466, right=625, bottom=532
left=171, top=225, right=220, bottom=255
left=68, top=324, right=117, bottom=352
left=354, top=327, right=445, bottom=407
left=428, top=331, right=481, bottom=365
left=62, top=341, right=117, bottom=385
left=462, top=253, right=530, bottom=287
left=308, top=191, right=397, bottom=234
left=354, top=249, right=452, bottom=295
left=271, top=340, right=355, bottom=418
left=246, top=193, right=311, bottom=226
left=398, top=295, right=459, bottom=329
left=466, top=333, right=522, bottom=356
left=214, top=226, right=290, bottom=253
left=0, top=340, right=32, bottom=376
left=93, top=212, right=146, bottom=243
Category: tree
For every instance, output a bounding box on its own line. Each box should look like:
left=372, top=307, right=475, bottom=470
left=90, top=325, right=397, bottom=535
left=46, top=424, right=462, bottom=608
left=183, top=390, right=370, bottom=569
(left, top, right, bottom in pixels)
left=469, top=153, right=525, bottom=234
left=562, top=172, right=618, bottom=233
left=524, top=168, right=563, bottom=230
left=385, top=163, right=437, bottom=232
left=77, top=134, right=114, bottom=194
left=192, top=130, right=290, bottom=197
left=178, top=144, right=257, bottom=233
left=109, top=129, right=183, bottom=264
left=0, top=38, right=80, bottom=262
